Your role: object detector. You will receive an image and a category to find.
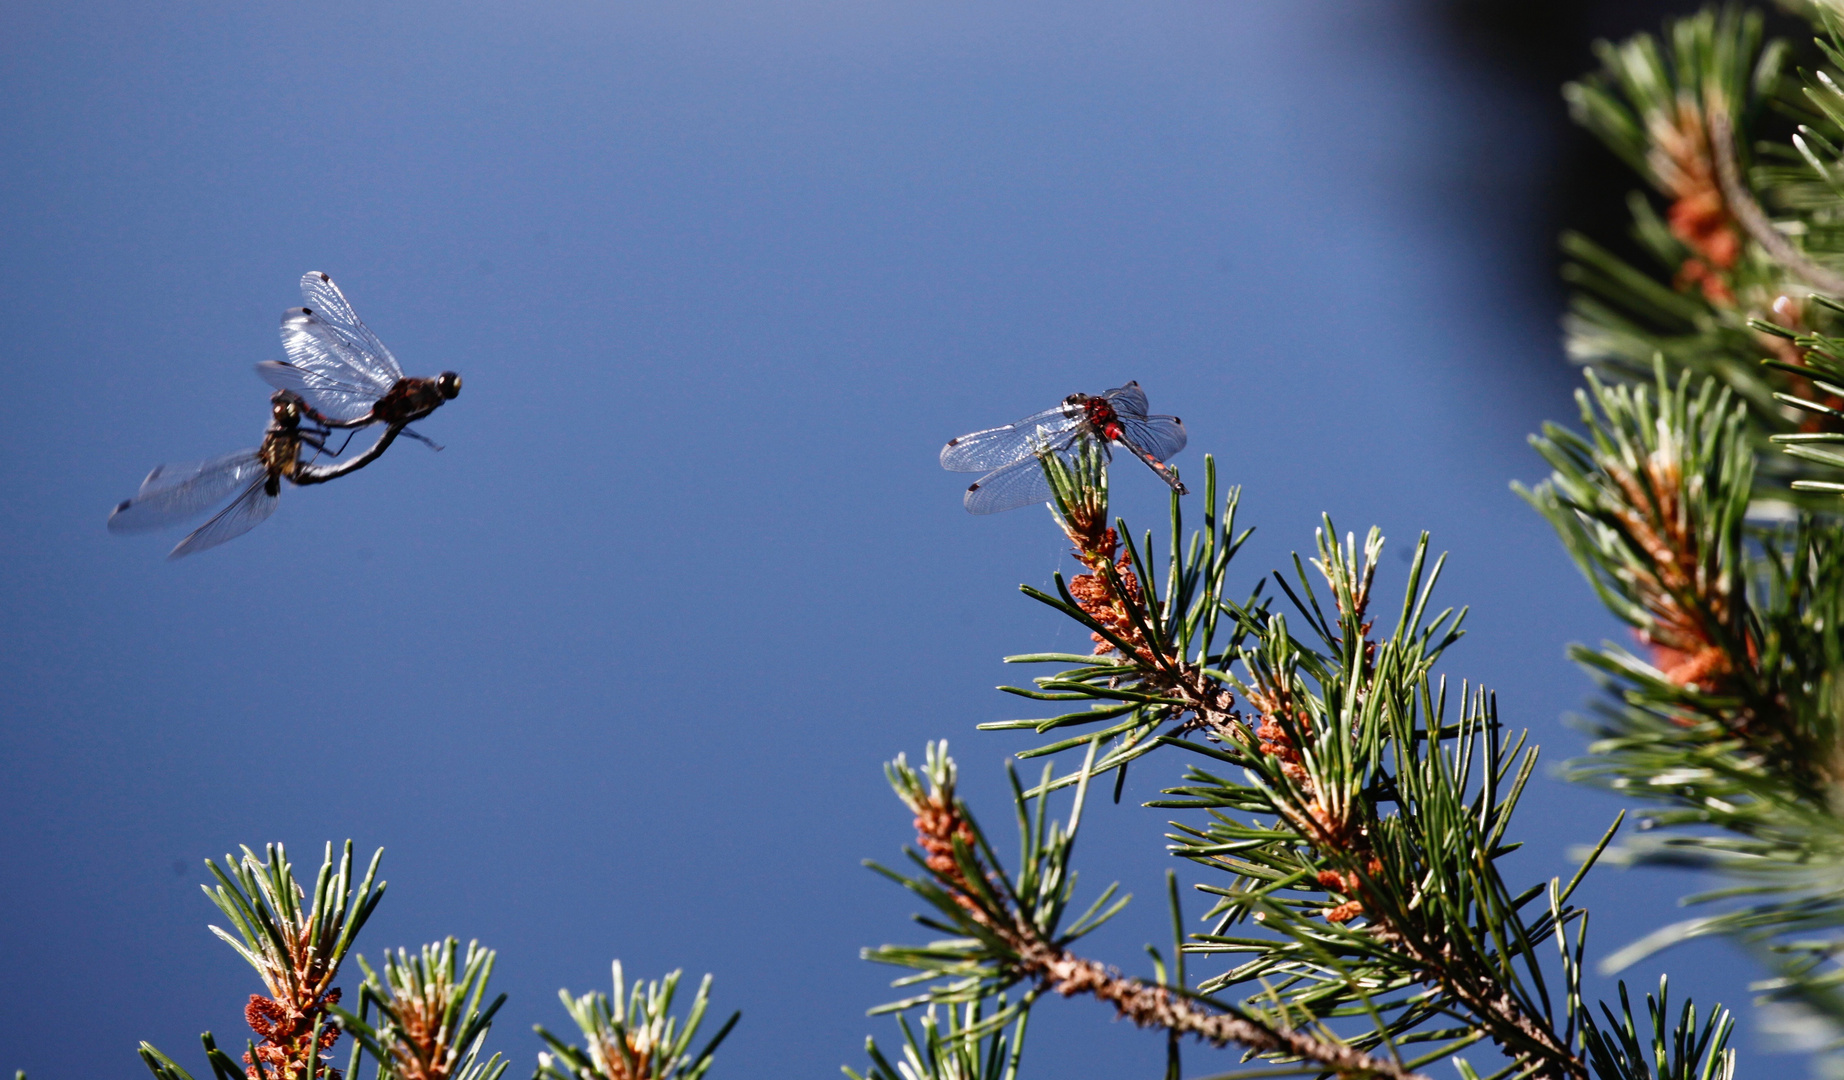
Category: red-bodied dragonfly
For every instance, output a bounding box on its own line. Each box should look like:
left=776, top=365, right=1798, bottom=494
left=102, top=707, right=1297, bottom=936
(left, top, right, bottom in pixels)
left=940, top=382, right=1187, bottom=514
left=108, top=393, right=401, bottom=559
left=255, top=272, right=460, bottom=448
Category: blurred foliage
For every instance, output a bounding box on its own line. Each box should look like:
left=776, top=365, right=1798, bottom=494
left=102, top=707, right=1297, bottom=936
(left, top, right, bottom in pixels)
left=1531, top=0, right=1844, bottom=1065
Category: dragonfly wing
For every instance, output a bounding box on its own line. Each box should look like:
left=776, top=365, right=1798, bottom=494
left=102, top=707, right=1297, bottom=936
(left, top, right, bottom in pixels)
left=279, top=305, right=399, bottom=390
left=1102, top=381, right=1149, bottom=418
left=278, top=276, right=402, bottom=418
left=256, top=360, right=383, bottom=423
left=941, top=404, right=1079, bottom=472
left=168, top=476, right=279, bottom=558
left=298, top=272, right=405, bottom=383
left=108, top=450, right=264, bottom=533
left=964, top=456, right=1056, bottom=514
left=1116, top=413, right=1187, bottom=463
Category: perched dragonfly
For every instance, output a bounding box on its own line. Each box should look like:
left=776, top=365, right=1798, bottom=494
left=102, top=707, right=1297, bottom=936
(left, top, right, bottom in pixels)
left=940, top=382, right=1187, bottom=514
left=108, top=393, right=403, bottom=559
left=255, top=272, right=460, bottom=447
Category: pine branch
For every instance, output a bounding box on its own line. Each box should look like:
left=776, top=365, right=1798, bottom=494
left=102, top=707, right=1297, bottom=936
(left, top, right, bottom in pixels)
left=1011, top=938, right=1434, bottom=1079
left=535, top=964, right=737, bottom=1080
left=1526, top=362, right=1842, bottom=805
left=333, top=939, right=507, bottom=1080
left=864, top=742, right=1428, bottom=1079
left=886, top=412, right=1759, bottom=1077
left=970, top=453, right=1597, bottom=1076
left=1710, top=94, right=1844, bottom=293
left=1520, top=363, right=1772, bottom=735
left=846, top=997, right=1030, bottom=1080
left=1561, top=7, right=1784, bottom=311
left=1527, top=354, right=1844, bottom=1028
left=1550, top=5, right=1844, bottom=499
left=141, top=842, right=385, bottom=1080
left=1578, top=978, right=1736, bottom=1080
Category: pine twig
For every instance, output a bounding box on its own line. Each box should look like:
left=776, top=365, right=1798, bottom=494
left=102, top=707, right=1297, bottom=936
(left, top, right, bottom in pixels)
left=985, top=458, right=1595, bottom=1077
left=1708, top=101, right=1844, bottom=295
left=1011, top=939, right=1431, bottom=1080
left=870, top=743, right=1431, bottom=1080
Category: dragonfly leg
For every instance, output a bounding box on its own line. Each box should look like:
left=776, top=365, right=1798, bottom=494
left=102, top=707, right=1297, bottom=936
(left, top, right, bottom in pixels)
left=400, top=426, right=445, bottom=452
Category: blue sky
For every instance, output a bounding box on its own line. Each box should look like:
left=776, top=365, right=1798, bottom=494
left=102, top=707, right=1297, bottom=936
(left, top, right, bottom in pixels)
left=0, top=1, right=1778, bottom=1077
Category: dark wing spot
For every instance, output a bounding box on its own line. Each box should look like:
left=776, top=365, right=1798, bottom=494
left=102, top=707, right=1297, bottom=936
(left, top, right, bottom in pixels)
left=318, top=272, right=329, bottom=281
left=114, top=499, right=131, bottom=512
left=301, top=307, right=312, bottom=315
left=947, top=437, right=961, bottom=446
left=968, top=482, right=982, bottom=492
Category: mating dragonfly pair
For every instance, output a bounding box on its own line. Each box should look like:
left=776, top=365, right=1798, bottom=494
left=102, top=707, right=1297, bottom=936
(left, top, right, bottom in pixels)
left=108, top=272, right=462, bottom=558
left=941, top=382, right=1187, bottom=514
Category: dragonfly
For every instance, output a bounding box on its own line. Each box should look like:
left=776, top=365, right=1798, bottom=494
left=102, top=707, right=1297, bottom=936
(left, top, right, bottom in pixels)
left=939, top=382, right=1188, bottom=514
left=108, top=393, right=401, bottom=559
left=255, top=272, right=460, bottom=448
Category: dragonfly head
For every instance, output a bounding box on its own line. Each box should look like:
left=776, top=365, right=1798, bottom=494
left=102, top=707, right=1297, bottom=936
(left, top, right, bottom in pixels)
left=437, top=372, right=463, bottom=400
left=271, top=395, right=303, bottom=430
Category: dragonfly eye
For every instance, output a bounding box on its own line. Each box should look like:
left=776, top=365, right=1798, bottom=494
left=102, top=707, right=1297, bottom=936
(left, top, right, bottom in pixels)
left=437, top=372, right=462, bottom=399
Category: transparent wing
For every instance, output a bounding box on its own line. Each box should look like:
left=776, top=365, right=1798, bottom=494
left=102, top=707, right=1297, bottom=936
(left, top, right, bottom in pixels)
left=964, top=455, right=1057, bottom=515
left=107, top=450, right=264, bottom=533
left=277, top=273, right=402, bottom=419
left=941, top=404, right=1080, bottom=473
left=1115, top=413, right=1187, bottom=463
left=168, top=476, right=279, bottom=558
left=256, top=360, right=383, bottom=423
left=1102, top=382, right=1149, bottom=418
left=279, top=303, right=399, bottom=390
left=298, top=272, right=404, bottom=382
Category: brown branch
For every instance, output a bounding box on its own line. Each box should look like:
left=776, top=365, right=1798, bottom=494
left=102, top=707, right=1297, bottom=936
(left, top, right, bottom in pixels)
left=1170, top=674, right=1588, bottom=1078
left=906, top=776, right=1429, bottom=1078
left=1043, top=504, right=1585, bottom=1075
left=1062, top=567, right=1587, bottom=1076
left=1379, top=935, right=1583, bottom=1079
left=1707, top=104, right=1844, bottom=296
left=1013, top=939, right=1432, bottom=1080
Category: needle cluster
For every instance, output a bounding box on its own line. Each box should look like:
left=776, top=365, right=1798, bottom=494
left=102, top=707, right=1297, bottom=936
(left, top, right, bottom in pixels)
left=1525, top=365, right=1844, bottom=1012
left=139, top=843, right=383, bottom=1080
left=334, top=939, right=507, bottom=1080
left=135, top=846, right=737, bottom=1080
left=1518, top=1, right=1844, bottom=1051
left=534, top=965, right=737, bottom=1080
left=851, top=449, right=1746, bottom=1080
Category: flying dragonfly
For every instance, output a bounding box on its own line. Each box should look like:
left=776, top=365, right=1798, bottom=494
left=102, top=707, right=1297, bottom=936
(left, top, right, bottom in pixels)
left=255, top=272, right=460, bottom=447
left=940, top=382, right=1187, bottom=514
left=108, top=393, right=404, bottom=559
